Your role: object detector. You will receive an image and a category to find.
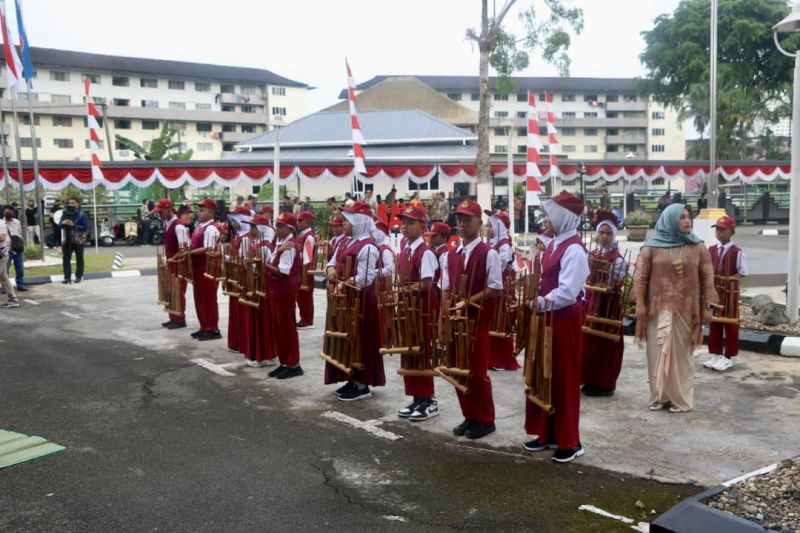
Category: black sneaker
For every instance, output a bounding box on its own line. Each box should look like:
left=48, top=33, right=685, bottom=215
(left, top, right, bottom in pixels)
left=452, top=419, right=474, bottom=436
left=190, top=330, right=202, bottom=338
left=62, top=279, right=71, bottom=284
left=16, top=285, right=28, bottom=292
left=166, top=322, right=187, bottom=330
left=338, top=385, right=371, bottom=402
left=523, top=438, right=557, bottom=452
left=268, top=365, right=287, bottom=377
left=465, top=422, right=496, bottom=440
left=552, top=445, right=585, bottom=463
left=276, top=366, right=304, bottom=380
left=409, top=399, right=439, bottom=422
left=582, top=385, right=614, bottom=397
left=197, top=330, right=222, bottom=341
left=335, top=382, right=355, bottom=396
left=296, top=322, right=314, bottom=330
left=161, top=320, right=173, bottom=328
left=74, top=278, right=82, bottom=284
left=397, top=400, right=419, bottom=418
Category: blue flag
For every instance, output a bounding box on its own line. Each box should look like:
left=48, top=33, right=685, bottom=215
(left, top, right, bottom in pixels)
left=14, top=0, right=34, bottom=82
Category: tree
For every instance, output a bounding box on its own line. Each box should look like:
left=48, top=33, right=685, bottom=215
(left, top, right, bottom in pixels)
left=639, top=0, right=800, bottom=159
left=466, top=0, right=583, bottom=187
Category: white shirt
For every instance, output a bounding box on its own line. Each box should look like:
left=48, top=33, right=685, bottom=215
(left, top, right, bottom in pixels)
left=299, top=228, right=315, bottom=265
left=537, top=229, right=590, bottom=311
left=715, top=241, right=748, bottom=277
left=440, top=237, right=503, bottom=292
left=0, top=219, right=8, bottom=251
left=198, top=220, right=220, bottom=249
left=176, top=224, right=190, bottom=247
left=496, top=242, right=514, bottom=272
left=326, top=235, right=378, bottom=288
left=405, top=237, right=439, bottom=281
left=164, top=215, right=177, bottom=233
left=275, top=237, right=297, bottom=275
left=378, top=247, right=395, bottom=278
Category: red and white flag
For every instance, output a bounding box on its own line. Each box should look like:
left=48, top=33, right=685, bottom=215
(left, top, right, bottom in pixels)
left=0, top=2, right=23, bottom=90
left=85, top=78, right=103, bottom=182
left=526, top=92, right=543, bottom=207
left=544, top=92, right=559, bottom=177
left=345, top=59, right=367, bottom=174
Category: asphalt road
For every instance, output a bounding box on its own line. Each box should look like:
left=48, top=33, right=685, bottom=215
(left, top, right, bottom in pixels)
left=0, top=293, right=696, bottom=532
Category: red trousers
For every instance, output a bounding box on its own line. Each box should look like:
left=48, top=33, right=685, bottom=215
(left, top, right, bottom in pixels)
left=580, top=332, right=624, bottom=391
left=403, top=374, right=434, bottom=399
left=271, top=293, right=300, bottom=366
left=168, top=279, right=187, bottom=325
left=708, top=322, right=739, bottom=357
left=227, top=297, right=240, bottom=351
left=488, top=334, right=520, bottom=370
left=296, top=272, right=315, bottom=325
left=240, top=304, right=258, bottom=360
left=191, top=265, right=219, bottom=332
left=525, top=304, right=582, bottom=449
left=253, top=299, right=275, bottom=362
left=455, top=325, right=495, bottom=425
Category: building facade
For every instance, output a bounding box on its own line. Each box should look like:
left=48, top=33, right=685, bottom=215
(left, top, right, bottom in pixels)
left=0, top=47, right=309, bottom=163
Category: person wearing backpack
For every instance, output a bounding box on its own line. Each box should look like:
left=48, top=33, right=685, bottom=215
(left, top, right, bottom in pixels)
left=2, top=205, right=26, bottom=292
left=0, top=208, right=19, bottom=307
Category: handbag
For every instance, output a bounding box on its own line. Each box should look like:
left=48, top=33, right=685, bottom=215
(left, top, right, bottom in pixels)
left=71, top=230, right=87, bottom=246
left=10, top=235, right=24, bottom=253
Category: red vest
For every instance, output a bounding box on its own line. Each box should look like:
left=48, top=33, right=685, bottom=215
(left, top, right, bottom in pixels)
left=190, top=222, right=211, bottom=250
left=541, top=233, right=586, bottom=307
left=336, top=237, right=377, bottom=285
left=710, top=244, right=741, bottom=276
left=163, top=218, right=180, bottom=259
left=377, top=243, right=395, bottom=272
left=446, top=240, right=496, bottom=326
left=268, top=237, right=301, bottom=295
left=398, top=240, right=429, bottom=283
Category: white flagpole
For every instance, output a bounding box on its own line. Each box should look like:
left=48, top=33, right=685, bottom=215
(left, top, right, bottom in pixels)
left=92, top=169, right=99, bottom=255
left=24, top=79, right=44, bottom=259
left=9, top=87, right=28, bottom=242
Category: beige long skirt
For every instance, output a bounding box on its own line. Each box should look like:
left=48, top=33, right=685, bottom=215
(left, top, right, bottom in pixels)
left=646, top=310, right=695, bottom=411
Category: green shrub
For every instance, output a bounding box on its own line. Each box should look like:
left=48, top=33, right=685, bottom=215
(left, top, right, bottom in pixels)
left=624, top=211, right=651, bottom=227
left=24, top=244, right=42, bottom=261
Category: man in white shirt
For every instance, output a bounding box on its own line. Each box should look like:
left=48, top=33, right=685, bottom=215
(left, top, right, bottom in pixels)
left=0, top=213, right=19, bottom=307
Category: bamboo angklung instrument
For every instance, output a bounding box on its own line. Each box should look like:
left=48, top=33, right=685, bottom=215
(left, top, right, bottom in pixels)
left=524, top=297, right=555, bottom=414
left=239, top=243, right=262, bottom=309
left=319, top=255, right=365, bottom=375
left=204, top=240, right=223, bottom=281
left=221, top=242, right=242, bottom=298
left=515, top=256, right=542, bottom=355
left=710, top=250, right=740, bottom=325
left=307, top=238, right=328, bottom=276
left=582, top=244, right=631, bottom=343
left=156, top=246, right=170, bottom=307
left=489, top=269, right=517, bottom=340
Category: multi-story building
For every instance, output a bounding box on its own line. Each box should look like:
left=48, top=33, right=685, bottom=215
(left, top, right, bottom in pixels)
left=0, top=47, right=309, bottom=162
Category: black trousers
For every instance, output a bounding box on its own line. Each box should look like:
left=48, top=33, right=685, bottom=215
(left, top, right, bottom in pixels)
left=51, top=223, right=61, bottom=246
left=63, top=242, right=84, bottom=281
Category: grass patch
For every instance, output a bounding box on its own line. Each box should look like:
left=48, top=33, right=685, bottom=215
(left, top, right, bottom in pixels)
left=18, top=253, right=115, bottom=278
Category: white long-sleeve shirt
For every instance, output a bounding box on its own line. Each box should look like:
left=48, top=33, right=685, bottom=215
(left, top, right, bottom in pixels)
left=496, top=242, right=514, bottom=272
left=299, top=228, right=315, bottom=265
left=196, top=220, right=220, bottom=249
left=714, top=241, right=748, bottom=277
left=378, top=247, right=395, bottom=278
left=537, top=229, right=590, bottom=311
left=405, top=237, right=439, bottom=280
left=275, top=237, right=296, bottom=275
left=440, top=237, right=503, bottom=292
left=326, top=235, right=378, bottom=288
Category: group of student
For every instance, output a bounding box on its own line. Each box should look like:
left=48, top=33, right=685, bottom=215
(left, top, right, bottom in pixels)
left=155, top=191, right=746, bottom=465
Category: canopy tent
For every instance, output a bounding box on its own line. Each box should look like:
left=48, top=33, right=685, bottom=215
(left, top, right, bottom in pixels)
left=0, top=160, right=791, bottom=192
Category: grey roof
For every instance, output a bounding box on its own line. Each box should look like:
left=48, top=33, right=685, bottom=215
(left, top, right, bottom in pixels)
left=226, top=143, right=476, bottom=163
left=5, top=46, right=308, bottom=87
left=339, top=75, right=639, bottom=98
left=238, top=109, right=477, bottom=148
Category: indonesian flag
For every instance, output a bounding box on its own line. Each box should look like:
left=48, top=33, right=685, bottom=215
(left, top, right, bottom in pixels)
left=526, top=92, right=543, bottom=207
left=0, top=2, right=23, bottom=90
left=345, top=59, right=367, bottom=174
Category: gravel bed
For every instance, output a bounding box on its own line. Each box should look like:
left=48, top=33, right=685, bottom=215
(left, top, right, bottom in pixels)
left=739, top=306, right=800, bottom=336
left=707, top=458, right=800, bottom=531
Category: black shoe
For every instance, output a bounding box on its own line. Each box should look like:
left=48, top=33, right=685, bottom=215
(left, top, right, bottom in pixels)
left=465, top=422, right=496, bottom=440
left=582, top=385, right=614, bottom=397
left=335, top=381, right=355, bottom=396
left=74, top=278, right=82, bottom=284
left=397, top=400, right=420, bottom=418
left=552, top=445, right=585, bottom=463
left=276, top=366, right=304, bottom=380
left=16, top=285, right=27, bottom=292
left=190, top=330, right=202, bottom=338
left=523, top=438, right=557, bottom=452
left=161, top=320, right=174, bottom=328
left=268, top=365, right=286, bottom=377
left=166, top=322, right=186, bottom=330
left=338, top=385, right=371, bottom=402
left=62, top=279, right=71, bottom=284
left=452, top=419, right=474, bottom=436
left=197, top=330, right=222, bottom=341
left=296, top=322, right=314, bottom=330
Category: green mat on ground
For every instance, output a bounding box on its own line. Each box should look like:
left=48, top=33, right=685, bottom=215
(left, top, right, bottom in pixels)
left=0, top=430, right=66, bottom=469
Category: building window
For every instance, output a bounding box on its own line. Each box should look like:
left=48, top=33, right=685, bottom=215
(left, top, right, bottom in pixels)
left=114, top=119, right=131, bottom=129
left=113, top=98, right=130, bottom=107
left=271, top=86, right=286, bottom=96
left=563, top=145, right=576, bottom=153
left=221, top=104, right=234, bottom=112
left=169, top=101, right=187, bottom=109
left=196, top=122, right=212, bottom=133
left=241, top=105, right=256, bottom=113
left=21, top=114, right=40, bottom=126
left=222, top=124, right=236, bottom=133
left=141, top=100, right=158, bottom=108
left=652, top=178, right=665, bottom=185
left=140, top=78, right=158, bottom=88
left=93, top=96, right=107, bottom=105
left=607, top=145, right=619, bottom=153
left=516, top=127, right=527, bottom=137
left=516, top=111, right=526, bottom=118
left=52, top=116, right=72, bottom=127
left=49, top=70, right=69, bottom=82
left=651, top=144, right=666, bottom=153
left=168, top=80, right=185, bottom=90
left=494, top=111, right=509, bottom=118
left=561, top=127, right=576, bottom=136
left=584, top=112, right=598, bottom=118
left=196, top=103, right=211, bottom=110
left=241, top=85, right=258, bottom=96
left=16, top=91, right=37, bottom=102
left=517, top=145, right=527, bottom=154
left=195, top=82, right=211, bottom=92
left=623, top=111, right=645, bottom=119
left=446, top=92, right=462, bottom=101
left=584, top=145, right=598, bottom=153
left=20, top=137, right=41, bottom=148
left=652, top=128, right=665, bottom=136
left=606, top=94, right=619, bottom=102
left=197, top=142, right=214, bottom=152
left=85, top=139, right=105, bottom=150
left=540, top=145, right=550, bottom=153
left=112, top=76, right=129, bottom=87
left=493, top=92, right=508, bottom=101
left=493, top=127, right=509, bottom=136
left=169, top=121, right=187, bottom=132
left=241, top=124, right=255, bottom=133
left=220, top=84, right=235, bottom=94
left=494, top=145, right=508, bottom=153
left=142, top=120, right=159, bottom=130
left=516, top=93, right=527, bottom=102
left=562, top=111, right=576, bottom=118
left=583, top=94, right=598, bottom=102
left=53, top=138, right=74, bottom=149
left=83, top=73, right=101, bottom=84
left=652, top=111, right=665, bottom=120
left=538, top=93, right=547, bottom=101
left=624, top=95, right=638, bottom=103
left=584, top=128, right=598, bottom=136
left=471, top=92, right=480, bottom=101
left=561, top=94, right=575, bottom=102
left=271, top=106, right=287, bottom=116
left=607, top=111, right=619, bottom=118
left=51, top=94, right=71, bottom=104
left=607, top=128, right=619, bottom=136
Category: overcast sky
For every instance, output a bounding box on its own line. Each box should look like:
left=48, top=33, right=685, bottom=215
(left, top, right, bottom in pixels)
left=22, top=0, right=680, bottom=111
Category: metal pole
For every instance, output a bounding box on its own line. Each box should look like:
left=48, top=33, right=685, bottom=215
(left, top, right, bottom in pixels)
left=272, top=125, right=280, bottom=220
left=9, top=89, right=28, bottom=243
left=0, top=128, right=10, bottom=204
left=507, top=128, right=514, bottom=237
left=92, top=172, right=99, bottom=255
left=708, top=0, right=719, bottom=208
left=24, top=82, right=44, bottom=259
left=786, top=53, right=800, bottom=320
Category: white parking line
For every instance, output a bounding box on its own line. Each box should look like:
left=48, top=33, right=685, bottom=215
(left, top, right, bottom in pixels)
left=321, top=411, right=403, bottom=441
left=59, top=311, right=82, bottom=319
left=189, top=358, right=236, bottom=377
left=578, top=505, right=649, bottom=532
left=23, top=299, right=40, bottom=305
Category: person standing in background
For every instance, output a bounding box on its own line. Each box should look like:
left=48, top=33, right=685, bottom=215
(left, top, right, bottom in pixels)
left=0, top=210, right=20, bottom=307
left=49, top=199, right=62, bottom=247
left=59, top=197, right=89, bottom=284
left=3, top=205, right=26, bottom=292
left=25, top=199, right=40, bottom=245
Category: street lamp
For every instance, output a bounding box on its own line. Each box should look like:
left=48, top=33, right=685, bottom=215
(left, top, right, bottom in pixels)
left=774, top=2, right=800, bottom=320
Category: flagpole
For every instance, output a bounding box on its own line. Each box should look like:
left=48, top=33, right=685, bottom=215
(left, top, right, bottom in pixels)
left=92, top=169, right=99, bottom=255
left=1, top=123, right=11, bottom=204
left=9, top=87, right=28, bottom=243
left=24, top=80, right=43, bottom=259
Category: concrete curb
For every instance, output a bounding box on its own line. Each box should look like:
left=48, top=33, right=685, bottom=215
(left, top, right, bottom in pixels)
left=20, top=268, right=157, bottom=286
left=758, top=229, right=788, bottom=236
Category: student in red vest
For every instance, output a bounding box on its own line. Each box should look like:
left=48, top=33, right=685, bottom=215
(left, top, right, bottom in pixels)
left=324, top=201, right=385, bottom=401
left=153, top=198, right=188, bottom=330
left=227, top=206, right=253, bottom=353
left=264, top=212, right=304, bottom=379
left=373, top=219, right=395, bottom=284
left=244, top=214, right=278, bottom=368
left=326, top=214, right=347, bottom=261
left=484, top=210, right=520, bottom=371
left=295, top=211, right=316, bottom=329
left=441, top=200, right=503, bottom=440
left=704, top=215, right=747, bottom=372
left=396, top=205, right=440, bottom=422
left=524, top=190, right=590, bottom=463
left=580, top=210, right=627, bottom=396
left=424, top=222, right=451, bottom=279
left=189, top=198, right=222, bottom=341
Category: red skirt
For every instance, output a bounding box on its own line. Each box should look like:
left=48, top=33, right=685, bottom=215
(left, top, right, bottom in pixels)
left=488, top=334, right=520, bottom=370
left=580, top=331, right=624, bottom=391
left=227, top=297, right=240, bottom=352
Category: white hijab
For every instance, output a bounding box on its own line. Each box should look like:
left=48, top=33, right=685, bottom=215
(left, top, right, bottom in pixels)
left=489, top=215, right=509, bottom=247
left=256, top=224, right=275, bottom=242
left=373, top=228, right=388, bottom=246
left=229, top=213, right=250, bottom=237
left=342, top=211, right=376, bottom=240
left=595, top=220, right=618, bottom=251
left=543, top=199, right=580, bottom=236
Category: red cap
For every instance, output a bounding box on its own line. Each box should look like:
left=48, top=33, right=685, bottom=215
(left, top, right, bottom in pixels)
left=341, top=201, right=373, bottom=217
left=297, top=211, right=316, bottom=223
left=594, top=210, right=618, bottom=228
left=329, top=214, right=344, bottom=227
left=454, top=199, right=482, bottom=218
left=151, top=198, right=174, bottom=214
left=258, top=204, right=274, bottom=216
left=198, top=198, right=217, bottom=211
left=375, top=220, right=389, bottom=234
left=398, top=205, right=426, bottom=222
left=485, top=210, right=511, bottom=229
left=275, top=211, right=297, bottom=229
left=249, top=214, right=272, bottom=226
left=424, top=222, right=451, bottom=236
left=549, top=190, right=585, bottom=216
left=230, top=206, right=251, bottom=217
left=713, top=215, right=736, bottom=229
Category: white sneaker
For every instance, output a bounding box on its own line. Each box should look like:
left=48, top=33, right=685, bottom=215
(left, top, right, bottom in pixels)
left=245, top=359, right=261, bottom=368
left=712, top=357, right=734, bottom=372
left=260, top=358, right=278, bottom=367
left=1, top=300, right=20, bottom=308
left=703, top=355, right=721, bottom=369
